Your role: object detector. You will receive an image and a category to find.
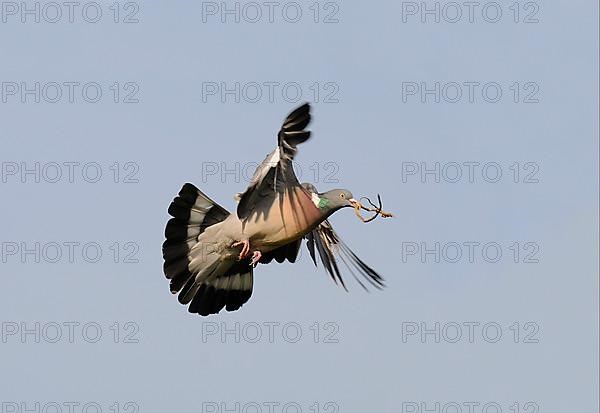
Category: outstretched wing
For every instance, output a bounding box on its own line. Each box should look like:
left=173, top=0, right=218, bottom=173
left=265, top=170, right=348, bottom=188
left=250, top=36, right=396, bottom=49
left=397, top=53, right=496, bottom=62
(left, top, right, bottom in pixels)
left=236, top=103, right=312, bottom=221
left=306, top=220, right=385, bottom=291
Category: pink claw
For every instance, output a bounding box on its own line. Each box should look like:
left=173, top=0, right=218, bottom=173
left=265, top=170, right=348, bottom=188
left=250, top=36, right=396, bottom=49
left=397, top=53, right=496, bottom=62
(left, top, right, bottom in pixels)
left=250, top=251, right=262, bottom=267
left=232, top=240, right=251, bottom=260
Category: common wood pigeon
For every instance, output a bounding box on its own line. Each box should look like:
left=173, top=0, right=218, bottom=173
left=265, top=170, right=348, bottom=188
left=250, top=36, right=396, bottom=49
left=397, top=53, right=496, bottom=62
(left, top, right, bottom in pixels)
left=163, top=103, right=385, bottom=316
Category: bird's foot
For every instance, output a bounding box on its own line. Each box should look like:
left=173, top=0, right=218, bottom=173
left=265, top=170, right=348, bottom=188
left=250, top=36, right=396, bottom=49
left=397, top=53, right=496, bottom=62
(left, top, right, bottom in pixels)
left=232, top=240, right=250, bottom=260
left=250, top=251, right=262, bottom=267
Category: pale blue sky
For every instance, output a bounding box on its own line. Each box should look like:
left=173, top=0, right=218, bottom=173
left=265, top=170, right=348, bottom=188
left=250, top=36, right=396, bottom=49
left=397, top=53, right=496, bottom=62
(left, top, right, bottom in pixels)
left=1, top=1, right=598, bottom=412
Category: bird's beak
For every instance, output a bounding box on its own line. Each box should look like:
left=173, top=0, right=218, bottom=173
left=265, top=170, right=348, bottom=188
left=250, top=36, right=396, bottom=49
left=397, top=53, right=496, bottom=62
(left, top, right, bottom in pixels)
left=348, top=198, right=360, bottom=208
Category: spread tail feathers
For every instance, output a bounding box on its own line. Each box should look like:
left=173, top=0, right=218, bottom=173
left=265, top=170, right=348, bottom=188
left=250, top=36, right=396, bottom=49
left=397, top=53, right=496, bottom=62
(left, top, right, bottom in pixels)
left=162, top=183, right=254, bottom=316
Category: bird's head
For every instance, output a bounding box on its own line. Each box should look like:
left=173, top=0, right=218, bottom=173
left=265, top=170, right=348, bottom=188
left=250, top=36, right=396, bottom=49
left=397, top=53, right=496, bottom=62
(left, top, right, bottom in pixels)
left=313, top=188, right=359, bottom=212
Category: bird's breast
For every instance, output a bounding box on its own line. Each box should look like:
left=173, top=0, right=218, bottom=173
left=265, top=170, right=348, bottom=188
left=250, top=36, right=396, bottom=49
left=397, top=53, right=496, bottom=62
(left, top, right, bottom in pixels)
left=244, top=188, right=323, bottom=248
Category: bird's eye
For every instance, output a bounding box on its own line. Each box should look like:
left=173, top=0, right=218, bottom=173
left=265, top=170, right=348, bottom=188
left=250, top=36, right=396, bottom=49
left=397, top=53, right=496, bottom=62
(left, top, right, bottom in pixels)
left=340, top=193, right=345, bottom=199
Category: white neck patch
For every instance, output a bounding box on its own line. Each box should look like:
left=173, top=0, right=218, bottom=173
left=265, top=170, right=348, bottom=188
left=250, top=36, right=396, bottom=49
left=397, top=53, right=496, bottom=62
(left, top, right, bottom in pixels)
left=311, top=192, right=321, bottom=207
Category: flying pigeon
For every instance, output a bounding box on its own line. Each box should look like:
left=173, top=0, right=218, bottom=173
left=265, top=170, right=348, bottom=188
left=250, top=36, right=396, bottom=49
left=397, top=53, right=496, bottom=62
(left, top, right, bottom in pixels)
left=162, top=103, right=385, bottom=316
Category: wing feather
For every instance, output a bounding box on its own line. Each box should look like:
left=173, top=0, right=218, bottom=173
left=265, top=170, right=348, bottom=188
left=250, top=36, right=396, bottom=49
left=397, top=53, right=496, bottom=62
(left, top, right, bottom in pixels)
left=237, top=103, right=312, bottom=221
left=305, top=220, right=385, bottom=290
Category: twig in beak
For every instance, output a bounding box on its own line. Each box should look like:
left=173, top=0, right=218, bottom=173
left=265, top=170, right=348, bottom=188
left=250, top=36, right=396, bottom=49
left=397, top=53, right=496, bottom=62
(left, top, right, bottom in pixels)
left=364, top=195, right=394, bottom=218
left=352, top=194, right=394, bottom=223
